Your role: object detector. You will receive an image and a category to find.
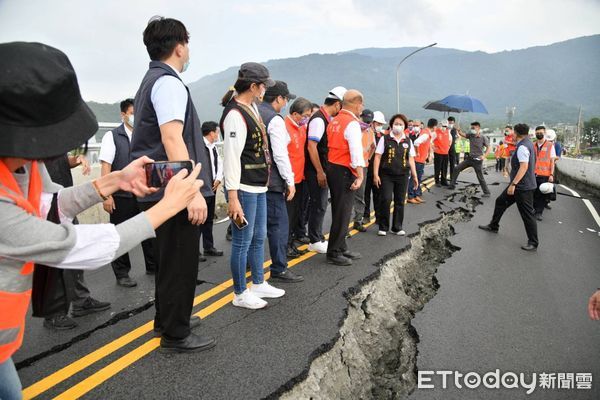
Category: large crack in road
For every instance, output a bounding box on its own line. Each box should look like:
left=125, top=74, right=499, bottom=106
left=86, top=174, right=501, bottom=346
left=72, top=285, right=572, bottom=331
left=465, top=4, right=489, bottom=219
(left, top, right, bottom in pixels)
left=270, top=185, right=482, bottom=400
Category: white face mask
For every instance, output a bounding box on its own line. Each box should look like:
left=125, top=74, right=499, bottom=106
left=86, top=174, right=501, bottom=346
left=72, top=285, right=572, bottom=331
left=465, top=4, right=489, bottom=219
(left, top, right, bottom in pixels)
left=393, top=124, right=405, bottom=134
left=470, top=129, right=477, bottom=134
left=127, top=114, right=134, bottom=127
left=375, top=125, right=384, bottom=133
left=414, top=127, right=421, bottom=133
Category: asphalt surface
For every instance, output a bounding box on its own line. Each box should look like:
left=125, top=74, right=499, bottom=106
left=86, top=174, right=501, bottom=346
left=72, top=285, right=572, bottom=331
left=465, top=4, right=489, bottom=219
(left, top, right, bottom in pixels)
left=15, top=166, right=600, bottom=399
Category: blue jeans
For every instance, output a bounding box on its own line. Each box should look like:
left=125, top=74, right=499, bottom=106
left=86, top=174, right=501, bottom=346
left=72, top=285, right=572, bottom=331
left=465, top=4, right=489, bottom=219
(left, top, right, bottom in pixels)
left=266, top=191, right=289, bottom=274
left=0, top=358, right=22, bottom=400
left=408, top=162, right=425, bottom=199
left=231, top=190, right=266, bottom=294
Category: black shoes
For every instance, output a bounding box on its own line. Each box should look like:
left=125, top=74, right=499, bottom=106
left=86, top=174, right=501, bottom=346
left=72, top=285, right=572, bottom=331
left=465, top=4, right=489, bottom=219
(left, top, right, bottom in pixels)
left=71, top=297, right=111, bottom=317
left=204, top=248, right=224, bottom=256
left=521, top=243, right=538, bottom=252
left=44, top=314, right=77, bottom=330
left=353, top=222, right=367, bottom=232
left=342, top=251, right=362, bottom=260
left=225, top=225, right=232, bottom=241
left=447, top=184, right=456, bottom=190
left=287, top=246, right=307, bottom=259
left=535, top=213, right=543, bottom=221
left=270, top=270, right=304, bottom=283
left=294, top=236, right=310, bottom=245
left=482, top=193, right=491, bottom=198
left=117, top=276, right=137, bottom=288
left=160, top=332, right=216, bottom=353
left=154, top=316, right=202, bottom=337
left=326, top=254, right=353, bottom=266
left=478, top=224, right=499, bottom=233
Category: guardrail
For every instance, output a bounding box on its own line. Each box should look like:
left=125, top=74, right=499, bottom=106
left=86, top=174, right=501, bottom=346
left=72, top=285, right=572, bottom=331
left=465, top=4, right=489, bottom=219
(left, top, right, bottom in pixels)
left=556, top=157, right=600, bottom=190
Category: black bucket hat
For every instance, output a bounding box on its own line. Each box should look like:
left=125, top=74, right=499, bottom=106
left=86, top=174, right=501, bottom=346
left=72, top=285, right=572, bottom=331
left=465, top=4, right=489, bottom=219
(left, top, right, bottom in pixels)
left=0, top=42, right=98, bottom=158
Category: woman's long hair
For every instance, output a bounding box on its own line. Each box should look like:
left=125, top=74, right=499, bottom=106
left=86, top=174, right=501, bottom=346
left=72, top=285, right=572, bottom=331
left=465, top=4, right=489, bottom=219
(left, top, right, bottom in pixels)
left=220, top=78, right=255, bottom=107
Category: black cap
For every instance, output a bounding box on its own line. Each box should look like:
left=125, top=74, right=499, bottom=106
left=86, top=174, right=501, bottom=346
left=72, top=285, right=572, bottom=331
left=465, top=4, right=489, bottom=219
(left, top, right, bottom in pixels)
left=0, top=42, right=98, bottom=158
left=238, top=62, right=275, bottom=87
left=360, top=109, right=374, bottom=123
left=264, top=80, right=296, bottom=100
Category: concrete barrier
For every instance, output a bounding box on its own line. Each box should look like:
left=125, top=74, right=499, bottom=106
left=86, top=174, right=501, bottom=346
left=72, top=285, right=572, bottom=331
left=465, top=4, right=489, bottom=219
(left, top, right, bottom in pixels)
left=556, top=157, right=600, bottom=196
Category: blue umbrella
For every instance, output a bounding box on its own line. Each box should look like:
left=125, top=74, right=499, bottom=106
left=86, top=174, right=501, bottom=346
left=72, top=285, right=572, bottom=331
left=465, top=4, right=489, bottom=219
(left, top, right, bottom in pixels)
left=438, top=94, right=488, bottom=114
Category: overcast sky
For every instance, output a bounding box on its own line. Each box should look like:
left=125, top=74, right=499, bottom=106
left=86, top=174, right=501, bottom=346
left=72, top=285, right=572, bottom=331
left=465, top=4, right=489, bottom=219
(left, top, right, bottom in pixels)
left=1, top=0, right=598, bottom=103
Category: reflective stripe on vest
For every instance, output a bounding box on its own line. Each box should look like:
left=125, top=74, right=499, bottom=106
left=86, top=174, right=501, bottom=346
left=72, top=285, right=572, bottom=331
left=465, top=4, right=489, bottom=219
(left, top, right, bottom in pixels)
left=0, top=160, right=41, bottom=363
left=327, top=109, right=359, bottom=176
left=535, top=140, right=553, bottom=176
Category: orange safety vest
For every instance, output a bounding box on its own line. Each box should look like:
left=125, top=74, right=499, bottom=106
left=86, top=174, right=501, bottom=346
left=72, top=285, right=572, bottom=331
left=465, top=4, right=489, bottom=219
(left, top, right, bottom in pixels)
left=534, top=140, right=554, bottom=177
left=327, top=109, right=359, bottom=176
left=361, top=127, right=375, bottom=167
left=494, top=145, right=504, bottom=158
left=505, top=133, right=516, bottom=155
left=414, top=130, right=431, bottom=164
left=0, top=160, right=42, bottom=363
left=285, top=116, right=307, bottom=184
left=432, top=128, right=451, bottom=155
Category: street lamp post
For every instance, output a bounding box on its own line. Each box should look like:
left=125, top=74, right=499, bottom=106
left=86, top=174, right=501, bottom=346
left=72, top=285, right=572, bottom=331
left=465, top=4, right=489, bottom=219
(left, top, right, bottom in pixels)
left=396, top=42, right=437, bottom=113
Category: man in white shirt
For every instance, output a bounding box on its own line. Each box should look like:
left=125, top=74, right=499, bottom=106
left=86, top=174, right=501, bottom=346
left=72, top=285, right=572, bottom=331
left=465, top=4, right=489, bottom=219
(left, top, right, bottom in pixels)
left=199, top=121, right=224, bottom=257
left=325, top=89, right=366, bottom=266
left=99, top=99, right=156, bottom=287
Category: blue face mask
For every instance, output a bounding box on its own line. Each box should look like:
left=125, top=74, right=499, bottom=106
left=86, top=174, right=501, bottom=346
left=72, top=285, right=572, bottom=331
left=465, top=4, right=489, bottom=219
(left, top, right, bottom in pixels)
left=182, top=60, right=190, bottom=73
left=299, top=116, right=309, bottom=127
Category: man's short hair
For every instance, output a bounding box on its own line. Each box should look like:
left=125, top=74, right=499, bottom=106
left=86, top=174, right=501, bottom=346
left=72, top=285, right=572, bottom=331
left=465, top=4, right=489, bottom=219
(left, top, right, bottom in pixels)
left=120, top=98, right=134, bottom=113
left=471, top=121, right=481, bottom=127
left=535, top=125, right=546, bottom=131
left=324, top=97, right=340, bottom=106
left=290, top=97, right=313, bottom=115
left=514, top=123, right=529, bottom=136
left=427, top=118, right=438, bottom=128
left=447, top=116, right=456, bottom=122
left=143, top=17, right=189, bottom=61
left=201, top=121, right=218, bottom=136
left=505, top=124, right=513, bottom=129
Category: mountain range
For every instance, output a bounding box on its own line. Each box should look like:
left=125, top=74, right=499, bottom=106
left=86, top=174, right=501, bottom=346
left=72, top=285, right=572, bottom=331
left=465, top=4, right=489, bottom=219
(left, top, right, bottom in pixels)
left=88, top=34, right=600, bottom=128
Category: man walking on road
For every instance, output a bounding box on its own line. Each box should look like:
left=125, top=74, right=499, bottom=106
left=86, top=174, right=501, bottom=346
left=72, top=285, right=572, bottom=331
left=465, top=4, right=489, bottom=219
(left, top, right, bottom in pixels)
left=479, top=123, right=539, bottom=251
left=448, top=121, right=491, bottom=197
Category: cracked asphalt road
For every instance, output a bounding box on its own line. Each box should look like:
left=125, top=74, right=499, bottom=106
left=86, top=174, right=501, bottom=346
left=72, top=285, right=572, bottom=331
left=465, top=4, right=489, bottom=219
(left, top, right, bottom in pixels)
left=15, top=167, right=600, bottom=399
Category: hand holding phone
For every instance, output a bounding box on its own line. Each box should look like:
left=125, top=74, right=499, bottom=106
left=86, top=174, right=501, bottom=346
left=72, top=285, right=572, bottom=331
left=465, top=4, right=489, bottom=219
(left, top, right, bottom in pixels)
left=145, top=160, right=194, bottom=188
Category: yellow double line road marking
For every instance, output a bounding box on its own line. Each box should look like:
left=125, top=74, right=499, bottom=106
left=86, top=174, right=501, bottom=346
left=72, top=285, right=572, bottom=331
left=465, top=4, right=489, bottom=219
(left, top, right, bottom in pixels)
left=24, top=177, right=435, bottom=399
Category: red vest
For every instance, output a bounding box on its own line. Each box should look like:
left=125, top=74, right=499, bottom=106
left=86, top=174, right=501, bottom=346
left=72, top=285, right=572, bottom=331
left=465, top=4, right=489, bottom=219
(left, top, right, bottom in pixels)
left=534, top=140, right=553, bottom=177
left=433, top=128, right=451, bottom=154
left=285, top=116, right=307, bottom=184
left=0, top=161, right=42, bottom=363
left=414, top=129, right=431, bottom=164
left=327, top=109, right=359, bottom=176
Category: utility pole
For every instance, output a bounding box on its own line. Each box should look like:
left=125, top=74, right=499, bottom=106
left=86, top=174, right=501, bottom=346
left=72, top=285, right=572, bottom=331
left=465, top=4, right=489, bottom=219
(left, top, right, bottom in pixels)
left=575, top=106, right=583, bottom=155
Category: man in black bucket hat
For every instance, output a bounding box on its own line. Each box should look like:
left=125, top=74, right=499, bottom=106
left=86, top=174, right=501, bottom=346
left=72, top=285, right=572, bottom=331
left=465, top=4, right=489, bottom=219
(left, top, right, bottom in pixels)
left=0, top=41, right=206, bottom=396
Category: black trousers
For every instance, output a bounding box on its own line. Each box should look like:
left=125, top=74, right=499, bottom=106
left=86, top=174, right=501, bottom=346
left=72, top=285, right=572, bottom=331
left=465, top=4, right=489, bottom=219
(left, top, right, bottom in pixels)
left=490, top=187, right=538, bottom=247
left=305, top=166, right=329, bottom=244
left=110, top=196, right=156, bottom=278
left=326, top=164, right=355, bottom=257
left=434, top=153, right=449, bottom=185
left=364, top=164, right=380, bottom=221
left=294, top=181, right=309, bottom=238
left=533, top=176, right=550, bottom=215
left=449, top=149, right=458, bottom=177
left=378, top=173, right=409, bottom=232
left=199, top=195, right=216, bottom=251
left=139, top=202, right=200, bottom=340
left=450, top=157, right=490, bottom=194
left=287, top=182, right=304, bottom=246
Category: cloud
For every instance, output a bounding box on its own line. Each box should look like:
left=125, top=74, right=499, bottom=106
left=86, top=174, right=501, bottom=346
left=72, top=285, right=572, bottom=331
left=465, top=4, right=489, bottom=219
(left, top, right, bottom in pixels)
left=0, top=0, right=597, bottom=103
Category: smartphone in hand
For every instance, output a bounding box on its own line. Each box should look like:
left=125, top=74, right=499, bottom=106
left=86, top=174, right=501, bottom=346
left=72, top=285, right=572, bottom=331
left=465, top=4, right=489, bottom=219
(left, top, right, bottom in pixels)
left=145, top=160, right=194, bottom=188
left=232, top=214, right=248, bottom=230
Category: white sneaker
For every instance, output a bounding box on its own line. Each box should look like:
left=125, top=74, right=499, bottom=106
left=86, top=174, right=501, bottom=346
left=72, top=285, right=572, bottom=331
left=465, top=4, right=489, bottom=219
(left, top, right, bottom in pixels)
left=308, top=240, right=328, bottom=254
left=250, top=281, right=285, bottom=299
left=378, top=230, right=387, bottom=236
left=232, top=289, right=267, bottom=309
left=394, top=230, right=406, bottom=236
